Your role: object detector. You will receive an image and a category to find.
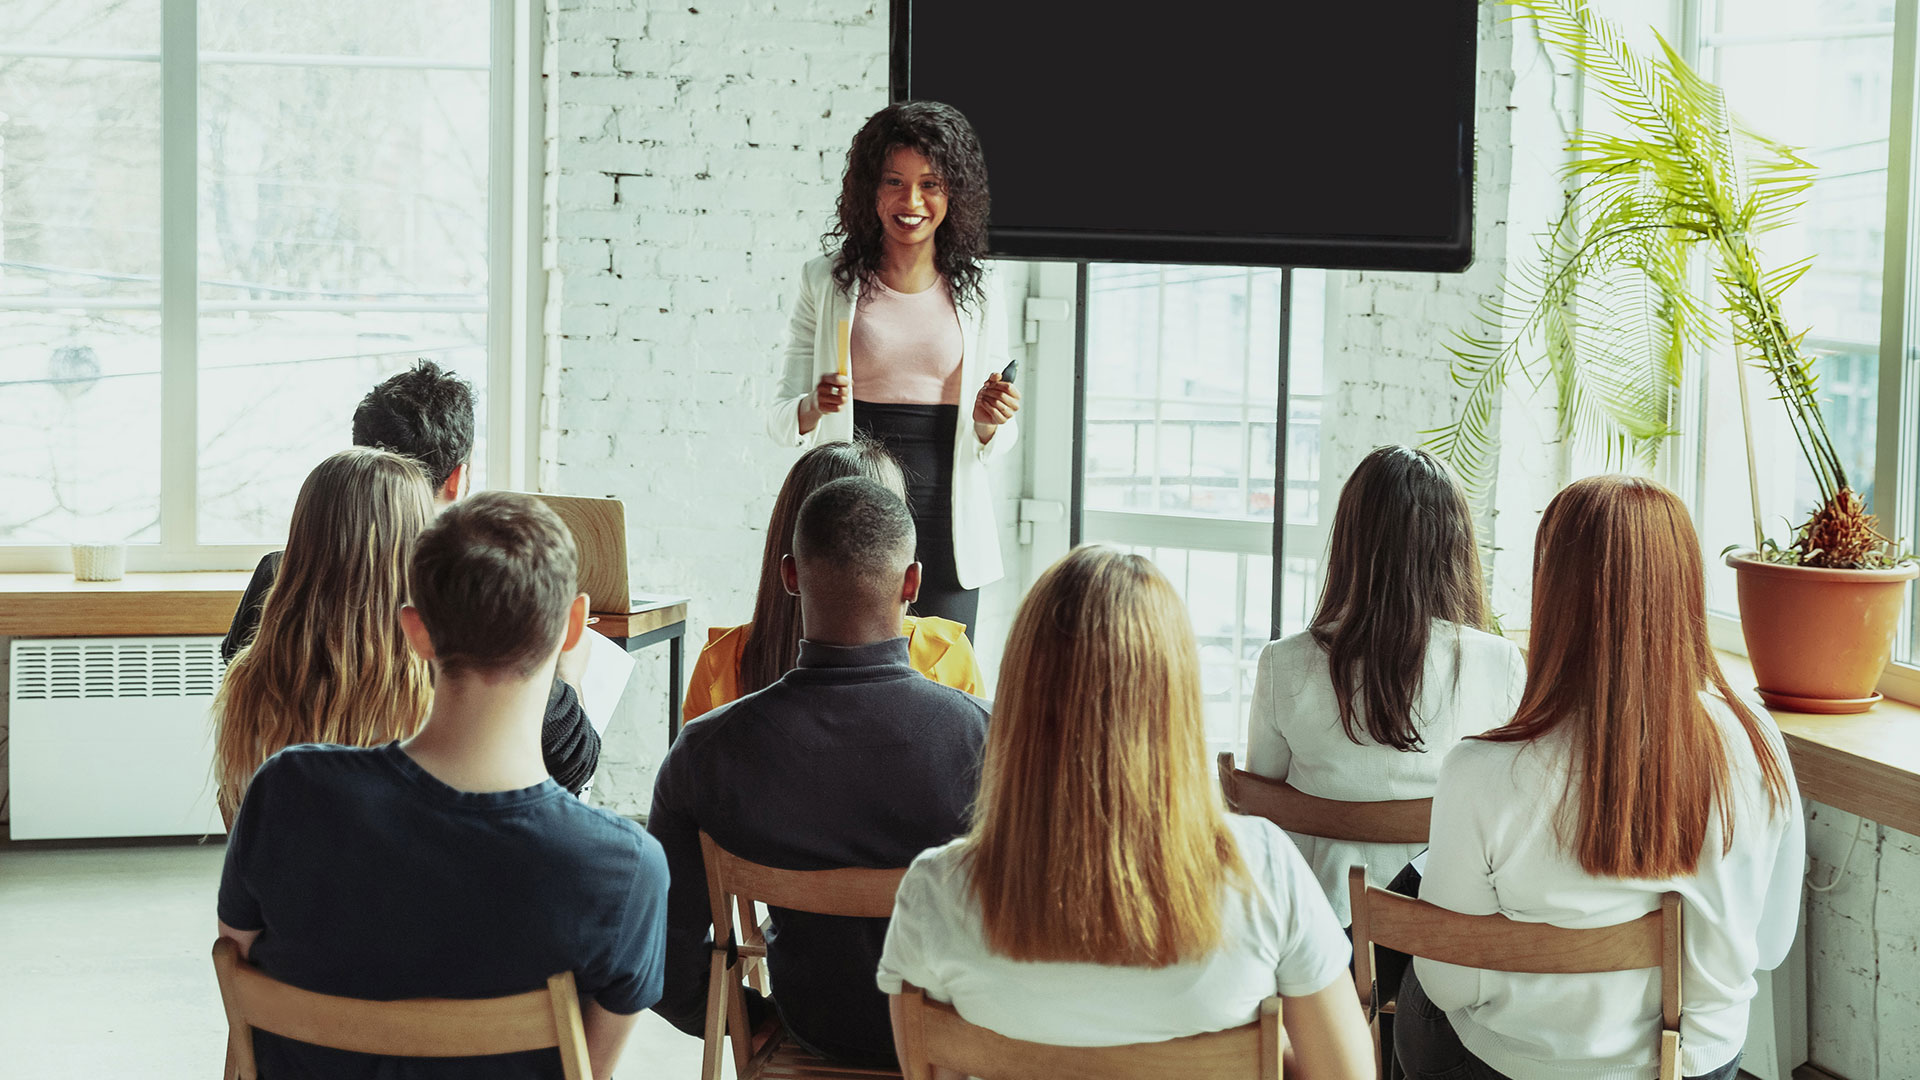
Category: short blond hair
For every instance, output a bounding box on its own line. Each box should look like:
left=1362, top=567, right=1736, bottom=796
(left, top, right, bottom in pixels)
left=965, top=545, right=1243, bottom=966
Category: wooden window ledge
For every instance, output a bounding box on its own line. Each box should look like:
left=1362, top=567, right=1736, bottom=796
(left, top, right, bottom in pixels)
left=0, top=572, right=256, bottom=638
left=1717, top=652, right=1920, bottom=837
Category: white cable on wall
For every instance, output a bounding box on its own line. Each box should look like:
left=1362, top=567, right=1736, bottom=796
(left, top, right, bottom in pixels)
left=1807, top=816, right=1870, bottom=894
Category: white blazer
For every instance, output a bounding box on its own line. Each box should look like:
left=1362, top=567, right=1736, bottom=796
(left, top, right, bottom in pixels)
left=766, top=254, right=1018, bottom=590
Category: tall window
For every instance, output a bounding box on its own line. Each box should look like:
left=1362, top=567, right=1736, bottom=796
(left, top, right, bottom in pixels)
left=0, top=0, right=499, bottom=564
left=1687, top=0, right=1893, bottom=627
left=1078, top=265, right=1327, bottom=756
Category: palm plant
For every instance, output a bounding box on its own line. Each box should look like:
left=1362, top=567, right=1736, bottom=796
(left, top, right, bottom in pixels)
left=1427, top=0, right=1898, bottom=568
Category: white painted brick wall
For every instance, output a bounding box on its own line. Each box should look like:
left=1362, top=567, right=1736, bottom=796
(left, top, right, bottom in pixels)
left=542, top=0, right=1027, bottom=817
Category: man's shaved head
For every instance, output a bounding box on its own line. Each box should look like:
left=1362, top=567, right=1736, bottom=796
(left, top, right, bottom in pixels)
left=793, top=477, right=917, bottom=601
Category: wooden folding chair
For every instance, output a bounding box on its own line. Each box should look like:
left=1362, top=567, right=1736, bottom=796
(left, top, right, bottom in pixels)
left=1348, top=866, right=1685, bottom=1080
left=894, top=982, right=1282, bottom=1080
left=1216, top=751, right=1431, bottom=844
left=699, top=831, right=909, bottom=1080
left=210, top=937, right=591, bottom=1080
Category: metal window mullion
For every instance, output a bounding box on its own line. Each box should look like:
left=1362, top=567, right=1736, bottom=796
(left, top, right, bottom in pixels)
left=1878, top=0, right=1920, bottom=663
left=158, top=0, right=197, bottom=552
left=487, top=0, right=516, bottom=490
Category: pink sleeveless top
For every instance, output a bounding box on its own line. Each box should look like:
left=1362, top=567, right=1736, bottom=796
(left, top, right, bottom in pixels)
left=849, top=277, right=964, bottom=405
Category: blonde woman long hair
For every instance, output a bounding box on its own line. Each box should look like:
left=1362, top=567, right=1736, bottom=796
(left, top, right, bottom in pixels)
left=966, top=545, right=1245, bottom=966
left=213, top=447, right=436, bottom=821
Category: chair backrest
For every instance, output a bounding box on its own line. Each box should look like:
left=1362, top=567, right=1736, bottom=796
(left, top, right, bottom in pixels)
left=210, top=938, right=590, bottom=1080
left=698, top=832, right=912, bottom=1080
left=698, top=831, right=908, bottom=937
left=894, top=984, right=1281, bottom=1080
left=1216, top=752, right=1431, bottom=845
left=1347, top=866, right=1684, bottom=1073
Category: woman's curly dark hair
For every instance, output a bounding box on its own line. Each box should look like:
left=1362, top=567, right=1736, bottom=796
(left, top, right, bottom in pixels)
left=826, top=100, right=990, bottom=312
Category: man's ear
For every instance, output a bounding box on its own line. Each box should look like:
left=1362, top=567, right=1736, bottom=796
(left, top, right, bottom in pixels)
left=438, top=462, right=468, bottom=506
left=781, top=554, right=800, bottom=598
left=399, top=605, right=437, bottom=661
left=560, top=593, right=589, bottom=652
left=901, top=561, right=923, bottom=606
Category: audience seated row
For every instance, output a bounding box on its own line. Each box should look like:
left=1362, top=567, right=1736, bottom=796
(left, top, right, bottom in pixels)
left=211, top=376, right=1806, bottom=1080
left=212, top=362, right=600, bottom=823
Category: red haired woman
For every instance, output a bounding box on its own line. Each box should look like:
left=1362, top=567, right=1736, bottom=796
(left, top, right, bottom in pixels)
left=1401, top=476, right=1803, bottom=1080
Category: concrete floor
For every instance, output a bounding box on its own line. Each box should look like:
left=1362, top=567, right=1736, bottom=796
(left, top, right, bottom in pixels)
left=0, top=839, right=719, bottom=1078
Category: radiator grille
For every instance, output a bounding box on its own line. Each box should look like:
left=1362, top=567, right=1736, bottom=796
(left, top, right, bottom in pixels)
left=11, top=638, right=223, bottom=701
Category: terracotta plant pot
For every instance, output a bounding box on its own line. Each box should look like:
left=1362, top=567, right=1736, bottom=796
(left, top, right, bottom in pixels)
left=1724, top=553, right=1919, bottom=714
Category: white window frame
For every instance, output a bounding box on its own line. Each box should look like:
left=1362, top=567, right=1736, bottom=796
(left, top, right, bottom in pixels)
left=1668, top=0, right=1920, bottom=703
left=0, top=0, right=544, bottom=573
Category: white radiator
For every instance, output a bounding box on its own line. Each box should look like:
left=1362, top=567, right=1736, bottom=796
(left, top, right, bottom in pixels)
left=8, top=636, right=226, bottom=840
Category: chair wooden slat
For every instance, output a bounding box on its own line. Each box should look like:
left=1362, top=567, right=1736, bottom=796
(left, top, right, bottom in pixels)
left=699, top=831, right=909, bottom=1080
left=896, top=983, right=1281, bottom=1080
left=703, top=833, right=907, bottom=917
left=1346, top=866, right=1684, bottom=1075
left=210, top=938, right=587, bottom=1080
left=1217, top=751, right=1430, bottom=844
left=1364, top=886, right=1663, bottom=974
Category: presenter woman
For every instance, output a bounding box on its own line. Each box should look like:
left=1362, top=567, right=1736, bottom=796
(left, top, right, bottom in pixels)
left=768, top=100, right=1019, bottom=633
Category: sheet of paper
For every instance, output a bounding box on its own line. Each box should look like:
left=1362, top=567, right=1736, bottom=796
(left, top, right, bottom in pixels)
left=1411, top=848, right=1429, bottom=876
left=578, top=631, right=636, bottom=736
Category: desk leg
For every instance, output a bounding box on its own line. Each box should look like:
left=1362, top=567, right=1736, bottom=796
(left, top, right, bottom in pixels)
left=667, top=631, right=684, bottom=751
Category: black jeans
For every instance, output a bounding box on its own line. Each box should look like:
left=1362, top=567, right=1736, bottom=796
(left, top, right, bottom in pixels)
left=1393, top=966, right=1742, bottom=1080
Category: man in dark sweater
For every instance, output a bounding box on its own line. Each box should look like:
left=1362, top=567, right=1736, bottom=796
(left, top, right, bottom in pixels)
left=218, top=493, right=668, bottom=1080
left=647, top=477, right=990, bottom=1066
left=219, top=360, right=599, bottom=793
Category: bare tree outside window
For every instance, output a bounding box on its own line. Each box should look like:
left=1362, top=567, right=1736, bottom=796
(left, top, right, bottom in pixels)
left=1, top=0, right=493, bottom=549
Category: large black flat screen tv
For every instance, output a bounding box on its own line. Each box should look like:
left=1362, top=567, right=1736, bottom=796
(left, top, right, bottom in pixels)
left=890, top=1, right=1479, bottom=271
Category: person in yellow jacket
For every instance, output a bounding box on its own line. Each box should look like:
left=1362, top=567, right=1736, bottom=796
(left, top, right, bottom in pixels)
left=683, top=438, right=984, bottom=724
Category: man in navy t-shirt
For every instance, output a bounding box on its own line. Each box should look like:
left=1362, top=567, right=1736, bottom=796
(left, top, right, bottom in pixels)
left=217, top=492, right=668, bottom=1080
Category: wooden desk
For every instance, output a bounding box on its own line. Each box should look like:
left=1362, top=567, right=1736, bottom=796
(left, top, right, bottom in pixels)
left=0, top=573, right=251, bottom=637
left=1719, top=652, right=1920, bottom=837
left=593, top=596, right=690, bottom=751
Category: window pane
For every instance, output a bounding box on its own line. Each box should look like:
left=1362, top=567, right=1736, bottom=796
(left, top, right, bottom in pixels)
left=2, top=57, right=163, bottom=300
left=1084, top=265, right=1284, bottom=520
left=1698, top=29, right=1890, bottom=615
left=1, top=0, right=158, bottom=51
left=196, top=312, right=486, bottom=543
left=1711, top=0, right=1892, bottom=37
left=1078, top=267, right=1328, bottom=758
left=197, top=35, right=491, bottom=543
left=199, top=0, right=488, bottom=63
left=2, top=38, right=163, bottom=546
left=0, top=312, right=162, bottom=544
left=199, top=64, right=490, bottom=299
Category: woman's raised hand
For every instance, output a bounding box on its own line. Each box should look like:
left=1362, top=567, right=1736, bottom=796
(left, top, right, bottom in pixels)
left=973, top=372, right=1021, bottom=431
left=798, top=372, right=851, bottom=435
left=813, top=372, right=850, bottom=414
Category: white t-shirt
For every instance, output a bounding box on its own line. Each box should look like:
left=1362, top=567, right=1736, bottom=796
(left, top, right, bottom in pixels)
left=874, top=814, right=1351, bottom=1047
left=1417, top=690, right=1805, bottom=1080
left=1246, top=622, right=1526, bottom=923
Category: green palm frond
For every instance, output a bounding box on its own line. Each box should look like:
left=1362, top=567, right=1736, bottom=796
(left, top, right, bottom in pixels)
left=1427, top=0, right=1836, bottom=509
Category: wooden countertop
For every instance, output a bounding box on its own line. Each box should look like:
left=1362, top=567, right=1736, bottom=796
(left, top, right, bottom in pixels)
left=592, top=596, right=690, bottom=640
left=0, top=572, right=254, bottom=637
left=0, top=573, right=689, bottom=647
left=1718, top=652, right=1920, bottom=837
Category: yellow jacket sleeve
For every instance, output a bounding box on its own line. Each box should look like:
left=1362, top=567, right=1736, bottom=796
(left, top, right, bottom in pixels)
left=905, top=616, right=985, bottom=697
left=683, top=625, right=747, bottom=723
